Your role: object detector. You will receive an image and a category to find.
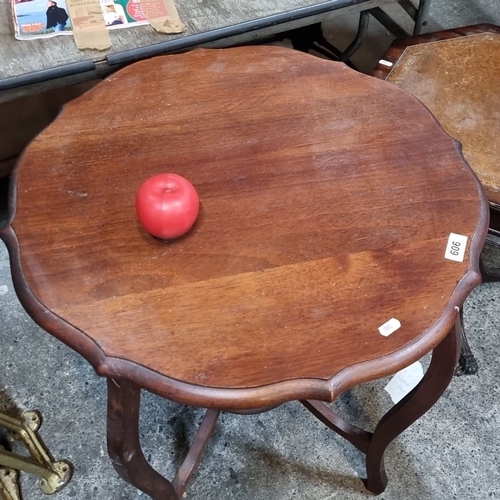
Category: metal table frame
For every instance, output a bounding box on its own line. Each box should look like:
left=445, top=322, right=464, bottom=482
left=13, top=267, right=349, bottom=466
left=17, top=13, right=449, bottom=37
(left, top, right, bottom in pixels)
left=0, top=0, right=432, bottom=93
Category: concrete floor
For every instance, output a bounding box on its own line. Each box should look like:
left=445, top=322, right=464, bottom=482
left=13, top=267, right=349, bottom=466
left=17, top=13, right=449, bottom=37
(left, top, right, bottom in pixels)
left=1, top=1, right=500, bottom=499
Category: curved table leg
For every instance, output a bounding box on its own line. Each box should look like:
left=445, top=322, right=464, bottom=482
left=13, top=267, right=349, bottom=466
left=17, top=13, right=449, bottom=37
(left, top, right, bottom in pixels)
left=301, top=399, right=372, bottom=453
left=365, top=320, right=460, bottom=494
left=455, top=307, right=478, bottom=376
left=107, top=379, right=219, bottom=500
left=107, top=379, right=178, bottom=500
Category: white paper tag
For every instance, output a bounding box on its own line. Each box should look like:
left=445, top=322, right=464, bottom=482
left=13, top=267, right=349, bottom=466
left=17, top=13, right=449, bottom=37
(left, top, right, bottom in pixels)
left=378, top=318, right=401, bottom=337
left=384, top=361, right=424, bottom=404
left=379, top=59, right=394, bottom=67
left=445, top=233, right=467, bottom=262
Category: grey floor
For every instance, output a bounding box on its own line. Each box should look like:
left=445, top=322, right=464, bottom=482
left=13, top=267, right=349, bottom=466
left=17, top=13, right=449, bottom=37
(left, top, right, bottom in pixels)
left=1, top=1, right=500, bottom=499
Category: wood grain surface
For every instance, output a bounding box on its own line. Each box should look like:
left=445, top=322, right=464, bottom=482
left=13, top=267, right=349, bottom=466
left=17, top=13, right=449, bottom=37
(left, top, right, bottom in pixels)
left=2, top=46, right=488, bottom=409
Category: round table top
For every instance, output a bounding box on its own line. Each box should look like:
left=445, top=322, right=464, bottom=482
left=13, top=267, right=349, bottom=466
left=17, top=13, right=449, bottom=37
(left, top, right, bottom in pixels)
left=2, top=46, right=488, bottom=410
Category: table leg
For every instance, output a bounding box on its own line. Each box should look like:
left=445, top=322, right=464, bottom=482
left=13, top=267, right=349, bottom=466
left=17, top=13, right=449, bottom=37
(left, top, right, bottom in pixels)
left=455, top=307, right=478, bottom=376
left=107, top=379, right=220, bottom=500
left=301, top=400, right=371, bottom=454
left=107, top=379, right=178, bottom=499
left=302, top=318, right=460, bottom=495
left=413, top=0, right=432, bottom=35
left=365, top=320, right=460, bottom=494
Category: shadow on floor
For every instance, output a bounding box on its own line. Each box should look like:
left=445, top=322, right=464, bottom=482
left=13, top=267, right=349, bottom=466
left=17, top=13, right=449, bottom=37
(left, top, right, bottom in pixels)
left=0, top=386, right=22, bottom=418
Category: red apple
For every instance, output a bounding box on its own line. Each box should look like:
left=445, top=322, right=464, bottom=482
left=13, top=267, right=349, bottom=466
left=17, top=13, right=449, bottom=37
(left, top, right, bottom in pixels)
left=136, top=173, right=199, bottom=240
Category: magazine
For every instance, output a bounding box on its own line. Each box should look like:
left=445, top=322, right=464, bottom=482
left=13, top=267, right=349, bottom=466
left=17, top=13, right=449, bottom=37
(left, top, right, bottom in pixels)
left=11, top=0, right=179, bottom=40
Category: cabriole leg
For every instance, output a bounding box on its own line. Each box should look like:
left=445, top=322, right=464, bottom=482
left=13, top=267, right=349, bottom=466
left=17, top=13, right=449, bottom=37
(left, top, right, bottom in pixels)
left=365, top=320, right=460, bottom=493
left=107, top=379, right=220, bottom=500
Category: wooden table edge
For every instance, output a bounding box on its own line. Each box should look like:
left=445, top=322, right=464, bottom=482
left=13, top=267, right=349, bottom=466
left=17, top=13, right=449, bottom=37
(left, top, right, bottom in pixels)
left=0, top=217, right=487, bottom=411
left=1, top=49, right=490, bottom=410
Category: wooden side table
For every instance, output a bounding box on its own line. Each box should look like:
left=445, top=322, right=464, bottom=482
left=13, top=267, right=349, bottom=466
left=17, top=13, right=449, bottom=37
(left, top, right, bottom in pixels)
left=0, top=46, right=488, bottom=499
left=372, top=24, right=500, bottom=375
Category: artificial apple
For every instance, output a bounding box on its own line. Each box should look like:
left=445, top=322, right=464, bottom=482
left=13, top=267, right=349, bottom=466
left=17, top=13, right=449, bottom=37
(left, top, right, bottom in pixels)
left=136, top=173, right=199, bottom=240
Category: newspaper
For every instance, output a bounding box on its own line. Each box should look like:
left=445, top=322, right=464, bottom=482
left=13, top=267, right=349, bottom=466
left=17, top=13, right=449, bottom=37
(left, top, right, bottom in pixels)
left=11, top=0, right=183, bottom=40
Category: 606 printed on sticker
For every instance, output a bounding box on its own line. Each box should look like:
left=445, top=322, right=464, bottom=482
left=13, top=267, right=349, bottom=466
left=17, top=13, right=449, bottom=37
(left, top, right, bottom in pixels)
left=445, top=233, right=468, bottom=263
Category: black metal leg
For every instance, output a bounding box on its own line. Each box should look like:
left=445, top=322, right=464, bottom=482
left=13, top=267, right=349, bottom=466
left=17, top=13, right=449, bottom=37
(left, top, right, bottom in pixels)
left=287, top=24, right=345, bottom=60
left=413, top=0, right=432, bottom=35
left=368, top=7, right=410, bottom=39
left=367, top=0, right=432, bottom=39
left=339, top=11, right=371, bottom=62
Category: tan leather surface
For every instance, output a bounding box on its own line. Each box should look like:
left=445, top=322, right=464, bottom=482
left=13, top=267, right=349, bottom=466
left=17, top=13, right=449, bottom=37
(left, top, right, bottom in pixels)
left=387, top=33, right=500, bottom=204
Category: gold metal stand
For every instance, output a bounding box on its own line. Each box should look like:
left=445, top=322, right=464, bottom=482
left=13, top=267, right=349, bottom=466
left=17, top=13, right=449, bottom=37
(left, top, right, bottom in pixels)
left=0, top=464, right=20, bottom=500
left=0, top=411, right=72, bottom=499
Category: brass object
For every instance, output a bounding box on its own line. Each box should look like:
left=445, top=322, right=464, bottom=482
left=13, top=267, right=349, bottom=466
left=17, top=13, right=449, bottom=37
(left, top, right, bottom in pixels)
left=0, top=411, right=72, bottom=496
left=0, top=462, right=21, bottom=500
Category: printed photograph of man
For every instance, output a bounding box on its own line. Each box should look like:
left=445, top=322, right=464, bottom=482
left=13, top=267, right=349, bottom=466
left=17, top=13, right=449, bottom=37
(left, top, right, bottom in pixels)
left=46, top=0, right=68, bottom=31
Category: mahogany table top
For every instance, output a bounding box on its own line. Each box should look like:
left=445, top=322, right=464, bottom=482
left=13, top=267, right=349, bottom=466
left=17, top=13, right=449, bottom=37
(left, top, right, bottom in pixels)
left=1, top=46, right=488, bottom=410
